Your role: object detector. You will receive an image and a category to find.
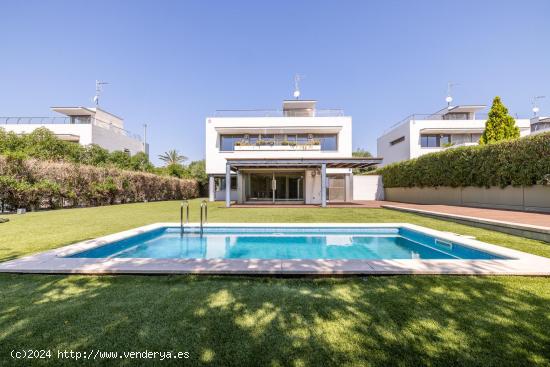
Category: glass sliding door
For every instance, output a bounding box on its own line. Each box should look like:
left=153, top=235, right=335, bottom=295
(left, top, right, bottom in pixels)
left=245, top=172, right=304, bottom=203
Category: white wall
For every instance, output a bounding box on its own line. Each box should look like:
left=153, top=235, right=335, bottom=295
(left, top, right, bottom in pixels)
left=0, top=123, right=93, bottom=144
left=205, top=116, right=353, bottom=174
left=91, top=124, right=144, bottom=154
left=305, top=169, right=322, bottom=204
left=352, top=175, right=384, bottom=200
left=377, top=121, right=411, bottom=167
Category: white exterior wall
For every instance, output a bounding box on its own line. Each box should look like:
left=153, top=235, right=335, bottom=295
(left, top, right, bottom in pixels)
left=205, top=116, right=353, bottom=175
left=377, top=122, right=411, bottom=167
left=0, top=124, right=93, bottom=144
left=91, top=124, right=144, bottom=154
left=352, top=175, right=384, bottom=200
left=305, top=169, right=322, bottom=204
left=378, top=118, right=531, bottom=167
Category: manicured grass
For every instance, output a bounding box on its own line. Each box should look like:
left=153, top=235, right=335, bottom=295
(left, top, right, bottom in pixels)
left=1, top=275, right=550, bottom=366
left=1, top=200, right=550, bottom=366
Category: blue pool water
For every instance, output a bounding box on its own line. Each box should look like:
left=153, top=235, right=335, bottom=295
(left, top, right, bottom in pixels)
left=68, top=227, right=504, bottom=260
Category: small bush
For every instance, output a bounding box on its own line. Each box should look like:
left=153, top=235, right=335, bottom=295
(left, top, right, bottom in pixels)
left=376, top=132, right=550, bottom=188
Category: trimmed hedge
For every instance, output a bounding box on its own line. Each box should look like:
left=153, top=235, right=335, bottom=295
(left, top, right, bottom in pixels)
left=0, top=154, right=198, bottom=211
left=376, top=132, right=550, bottom=188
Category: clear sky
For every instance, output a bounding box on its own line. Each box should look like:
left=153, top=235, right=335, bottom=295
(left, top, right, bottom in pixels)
left=2, top=0, right=549, bottom=164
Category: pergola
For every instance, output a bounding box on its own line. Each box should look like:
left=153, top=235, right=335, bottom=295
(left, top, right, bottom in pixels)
left=224, top=157, right=382, bottom=207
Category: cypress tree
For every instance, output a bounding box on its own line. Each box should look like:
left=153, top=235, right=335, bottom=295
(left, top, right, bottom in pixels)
left=480, top=96, right=520, bottom=144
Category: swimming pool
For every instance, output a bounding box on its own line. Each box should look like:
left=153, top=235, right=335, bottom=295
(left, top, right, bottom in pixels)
left=67, top=226, right=505, bottom=260
left=3, top=223, right=549, bottom=275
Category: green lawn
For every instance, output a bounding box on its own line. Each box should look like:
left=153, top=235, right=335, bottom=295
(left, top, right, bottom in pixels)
left=1, top=200, right=550, bottom=366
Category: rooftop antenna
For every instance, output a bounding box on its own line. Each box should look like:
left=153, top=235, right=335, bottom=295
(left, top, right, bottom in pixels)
left=93, top=80, right=109, bottom=106
left=532, top=96, right=545, bottom=116
left=293, top=74, right=304, bottom=99
left=446, top=82, right=458, bottom=109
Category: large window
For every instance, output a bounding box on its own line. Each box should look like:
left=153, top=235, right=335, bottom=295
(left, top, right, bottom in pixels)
left=420, top=134, right=451, bottom=148
left=316, top=134, right=338, bottom=151
left=219, top=133, right=338, bottom=151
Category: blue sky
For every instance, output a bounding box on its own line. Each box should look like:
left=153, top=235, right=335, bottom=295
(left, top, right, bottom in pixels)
left=2, top=1, right=549, bottom=164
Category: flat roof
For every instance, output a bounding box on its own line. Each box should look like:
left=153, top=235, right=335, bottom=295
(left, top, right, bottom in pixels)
left=226, top=157, right=382, bottom=170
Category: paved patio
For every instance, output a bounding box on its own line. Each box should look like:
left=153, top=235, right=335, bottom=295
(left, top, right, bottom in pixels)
left=381, top=203, right=550, bottom=242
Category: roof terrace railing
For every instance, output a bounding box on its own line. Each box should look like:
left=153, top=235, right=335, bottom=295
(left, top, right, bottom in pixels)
left=0, top=116, right=142, bottom=141
left=381, top=112, right=527, bottom=135
left=214, top=109, right=345, bottom=117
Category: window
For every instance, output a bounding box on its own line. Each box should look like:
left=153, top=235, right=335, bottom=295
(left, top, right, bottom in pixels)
left=215, top=176, right=237, bottom=191
left=316, top=134, right=338, bottom=151
left=420, top=134, right=451, bottom=147
left=390, top=136, right=405, bottom=146
left=220, top=135, right=242, bottom=151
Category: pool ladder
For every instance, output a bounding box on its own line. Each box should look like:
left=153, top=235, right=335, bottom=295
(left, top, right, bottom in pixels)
left=180, top=200, right=189, bottom=235
left=200, top=200, right=208, bottom=235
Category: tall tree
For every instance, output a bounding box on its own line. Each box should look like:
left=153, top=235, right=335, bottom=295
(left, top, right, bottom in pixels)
left=480, top=96, right=520, bottom=144
left=158, top=149, right=187, bottom=166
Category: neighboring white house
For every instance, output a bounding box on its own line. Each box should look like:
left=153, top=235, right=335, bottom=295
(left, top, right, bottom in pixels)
left=377, top=105, right=531, bottom=167
left=205, top=99, right=380, bottom=206
left=0, top=106, right=145, bottom=155
left=530, top=116, right=550, bottom=135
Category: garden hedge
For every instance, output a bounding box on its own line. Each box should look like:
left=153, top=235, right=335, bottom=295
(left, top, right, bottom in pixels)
left=0, top=154, right=198, bottom=211
left=376, top=132, right=550, bottom=188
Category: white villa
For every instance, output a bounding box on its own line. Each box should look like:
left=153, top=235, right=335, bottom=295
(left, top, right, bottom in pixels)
left=1, top=106, right=145, bottom=155
left=205, top=99, right=381, bottom=207
left=377, top=105, right=531, bottom=167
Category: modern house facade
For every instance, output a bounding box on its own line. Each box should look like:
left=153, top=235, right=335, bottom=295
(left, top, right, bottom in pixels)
left=1, top=106, right=145, bottom=155
left=205, top=100, right=380, bottom=206
left=530, top=115, right=550, bottom=135
left=377, top=105, right=531, bottom=166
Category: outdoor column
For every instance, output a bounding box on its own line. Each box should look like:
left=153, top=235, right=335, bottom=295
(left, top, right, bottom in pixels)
left=208, top=176, right=215, bottom=202
left=225, top=163, right=231, bottom=208
left=321, top=163, right=327, bottom=207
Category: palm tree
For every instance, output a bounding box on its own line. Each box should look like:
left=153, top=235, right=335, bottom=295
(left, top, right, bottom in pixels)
left=158, top=149, right=187, bottom=166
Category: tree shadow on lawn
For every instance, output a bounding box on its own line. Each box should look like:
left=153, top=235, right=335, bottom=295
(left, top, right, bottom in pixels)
left=0, top=274, right=549, bottom=366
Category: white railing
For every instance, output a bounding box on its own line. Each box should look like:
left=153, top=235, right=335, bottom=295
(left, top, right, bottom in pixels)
left=214, top=109, right=345, bottom=117
left=0, top=116, right=142, bottom=141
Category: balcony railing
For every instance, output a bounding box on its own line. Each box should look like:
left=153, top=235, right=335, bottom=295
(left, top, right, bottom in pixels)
left=0, top=116, right=142, bottom=141
left=214, top=109, right=345, bottom=117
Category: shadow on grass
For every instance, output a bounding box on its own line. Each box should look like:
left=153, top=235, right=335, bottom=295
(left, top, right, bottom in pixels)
left=0, top=275, right=549, bottom=366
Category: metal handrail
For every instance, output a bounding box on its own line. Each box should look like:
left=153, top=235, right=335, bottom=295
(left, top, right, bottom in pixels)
left=180, top=200, right=189, bottom=234
left=200, top=200, right=208, bottom=235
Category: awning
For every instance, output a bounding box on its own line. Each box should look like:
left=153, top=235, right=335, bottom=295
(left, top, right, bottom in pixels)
left=226, top=157, right=382, bottom=171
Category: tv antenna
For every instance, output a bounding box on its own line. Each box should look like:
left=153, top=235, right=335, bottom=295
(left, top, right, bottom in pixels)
left=93, top=80, right=109, bottom=106
left=532, top=96, right=545, bottom=116
left=293, top=74, right=304, bottom=99
left=446, top=82, right=458, bottom=108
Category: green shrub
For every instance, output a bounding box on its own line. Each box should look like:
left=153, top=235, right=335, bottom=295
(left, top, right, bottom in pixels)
left=0, top=156, right=198, bottom=211
left=376, top=133, right=550, bottom=188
